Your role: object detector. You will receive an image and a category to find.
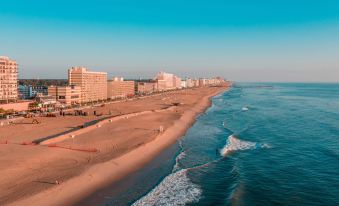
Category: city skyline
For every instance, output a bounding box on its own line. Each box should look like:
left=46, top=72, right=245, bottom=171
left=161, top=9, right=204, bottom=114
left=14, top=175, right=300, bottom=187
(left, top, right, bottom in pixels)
left=1, top=0, right=339, bottom=82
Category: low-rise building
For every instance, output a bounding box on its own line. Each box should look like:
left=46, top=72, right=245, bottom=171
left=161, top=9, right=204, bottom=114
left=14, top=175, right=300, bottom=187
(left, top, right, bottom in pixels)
left=19, top=85, right=33, bottom=99
left=18, top=85, right=48, bottom=99
left=181, top=80, right=187, bottom=88
left=48, top=85, right=81, bottom=105
left=137, top=81, right=157, bottom=94
left=31, top=85, right=48, bottom=96
left=34, top=94, right=57, bottom=111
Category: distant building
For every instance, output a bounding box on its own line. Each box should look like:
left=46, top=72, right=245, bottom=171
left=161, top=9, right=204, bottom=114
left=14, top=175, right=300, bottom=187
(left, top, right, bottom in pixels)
left=137, top=81, right=157, bottom=94
left=48, top=85, right=81, bottom=105
left=0, top=56, right=18, bottom=103
left=138, top=81, right=157, bottom=94
left=107, top=77, right=135, bottom=99
left=186, top=78, right=194, bottom=88
left=199, top=78, right=207, bottom=87
left=173, top=76, right=182, bottom=89
left=155, top=71, right=182, bottom=90
left=19, top=85, right=48, bottom=99
left=34, top=94, right=57, bottom=110
left=181, top=80, right=187, bottom=88
left=19, top=85, right=33, bottom=99
left=68, top=67, right=107, bottom=103
left=193, top=79, right=200, bottom=87
left=155, top=71, right=174, bottom=90
left=31, top=85, right=48, bottom=96
left=156, top=79, right=167, bottom=91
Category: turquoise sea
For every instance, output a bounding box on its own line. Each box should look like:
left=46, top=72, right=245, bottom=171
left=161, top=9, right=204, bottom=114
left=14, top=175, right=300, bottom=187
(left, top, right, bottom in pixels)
left=79, top=83, right=339, bottom=206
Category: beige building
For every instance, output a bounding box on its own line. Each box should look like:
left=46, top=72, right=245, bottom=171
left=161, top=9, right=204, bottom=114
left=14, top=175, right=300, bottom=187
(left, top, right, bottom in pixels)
left=0, top=56, right=18, bottom=103
left=68, top=67, right=107, bottom=103
left=193, top=79, right=200, bottom=87
left=107, top=77, right=135, bottom=99
left=48, top=85, right=81, bottom=105
left=186, top=78, right=194, bottom=88
left=173, top=76, right=182, bottom=89
left=155, top=71, right=174, bottom=90
left=181, top=80, right=187, bottom=88
left=156, top=79, right=167, bottom=91
left=199, top=78, right=207, bottom=87
left=155, top=71, right=182, bottom=90
left=137, top=81, right=157, bottom=94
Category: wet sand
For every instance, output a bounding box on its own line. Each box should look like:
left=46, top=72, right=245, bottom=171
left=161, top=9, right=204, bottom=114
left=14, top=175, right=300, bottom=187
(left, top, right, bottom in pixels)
left=0, top=86, right=229, bottom=206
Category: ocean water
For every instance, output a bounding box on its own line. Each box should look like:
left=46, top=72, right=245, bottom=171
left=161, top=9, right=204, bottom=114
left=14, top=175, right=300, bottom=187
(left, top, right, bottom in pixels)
left=80, top=83, right=339, bottom=206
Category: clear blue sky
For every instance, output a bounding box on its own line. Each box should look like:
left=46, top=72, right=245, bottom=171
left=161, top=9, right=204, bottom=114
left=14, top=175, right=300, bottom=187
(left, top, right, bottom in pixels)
left=1, top=0, right=339, bottom=82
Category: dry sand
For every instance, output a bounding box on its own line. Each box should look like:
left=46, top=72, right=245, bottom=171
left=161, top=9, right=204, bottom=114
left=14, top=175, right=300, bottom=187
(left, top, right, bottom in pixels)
left=0, top=86, right=229, bottom=206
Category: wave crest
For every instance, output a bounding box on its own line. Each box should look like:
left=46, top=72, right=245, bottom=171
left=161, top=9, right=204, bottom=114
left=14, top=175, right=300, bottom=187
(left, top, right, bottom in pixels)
left=132, top=169, right=201, bottom=206
left=220, top=135, right=269, bottom=157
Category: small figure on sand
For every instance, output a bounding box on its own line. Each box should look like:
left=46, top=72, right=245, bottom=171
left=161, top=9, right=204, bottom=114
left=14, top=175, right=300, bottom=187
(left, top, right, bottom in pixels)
left=159, top=125, right=164, bottom=133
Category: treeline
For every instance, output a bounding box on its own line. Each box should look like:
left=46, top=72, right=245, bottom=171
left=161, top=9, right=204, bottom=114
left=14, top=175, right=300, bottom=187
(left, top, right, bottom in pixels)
left=19, top=79, right=68, bottom=86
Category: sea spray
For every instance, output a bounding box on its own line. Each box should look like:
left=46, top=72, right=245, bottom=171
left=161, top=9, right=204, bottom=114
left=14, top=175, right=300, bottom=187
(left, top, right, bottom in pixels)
left=220, top=135, right=269, bottom=157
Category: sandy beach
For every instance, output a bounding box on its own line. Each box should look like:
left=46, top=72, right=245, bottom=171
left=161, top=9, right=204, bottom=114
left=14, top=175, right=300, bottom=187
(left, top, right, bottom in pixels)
left=0, top=86, right=229, bottom=206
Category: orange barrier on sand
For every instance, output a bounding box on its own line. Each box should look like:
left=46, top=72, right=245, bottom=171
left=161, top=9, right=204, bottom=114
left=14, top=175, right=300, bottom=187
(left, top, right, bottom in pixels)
left=0, top=140, right=97, bottom=153
left=47, top=144, right=98, bottom=153
left=0, top=140, right=38, bottom=146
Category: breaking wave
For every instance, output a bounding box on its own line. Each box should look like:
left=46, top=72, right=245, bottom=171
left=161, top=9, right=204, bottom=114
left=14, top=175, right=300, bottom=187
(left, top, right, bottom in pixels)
left=172, top=151, right=186, bottom=172
left=242, top=107, right=249, bottom=111
left=133, top=134, right=269, bottom=205
left=220, top=135, right=269, bottom=157
left=132, top=169, right=202, bottom=206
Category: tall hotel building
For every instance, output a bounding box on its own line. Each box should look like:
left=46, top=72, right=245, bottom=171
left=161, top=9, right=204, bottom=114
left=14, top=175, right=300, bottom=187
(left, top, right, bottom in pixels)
left=0, top=56, right=18, bottom=103
left=68, top=67, right=107, bottom=103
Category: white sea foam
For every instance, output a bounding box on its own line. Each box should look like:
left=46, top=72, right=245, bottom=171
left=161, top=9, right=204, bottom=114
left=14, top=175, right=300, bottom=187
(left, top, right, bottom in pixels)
left=241, top=106, right=249, bottom=111
left=220, top=135, right=269, bottom=157
left=132, top=169, right=202, bottom=206
left=172, top=151, right=186, bottom=172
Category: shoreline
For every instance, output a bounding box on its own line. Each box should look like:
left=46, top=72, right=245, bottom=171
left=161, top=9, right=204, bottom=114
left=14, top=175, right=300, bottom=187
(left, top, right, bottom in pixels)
left=8, top=87, right=228, bottom=206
